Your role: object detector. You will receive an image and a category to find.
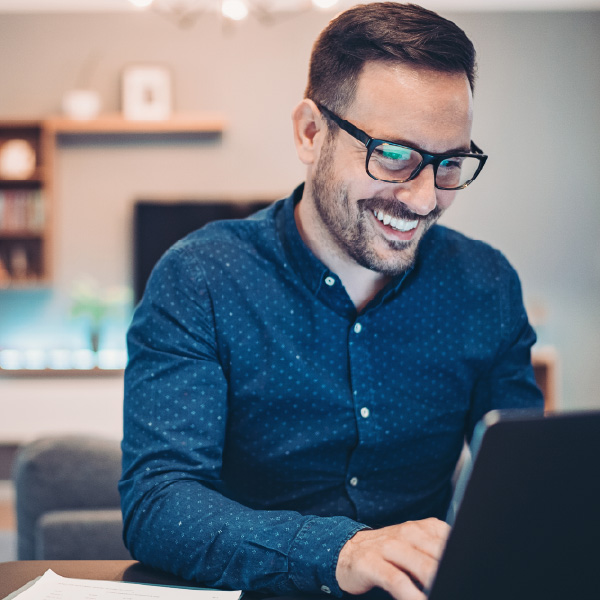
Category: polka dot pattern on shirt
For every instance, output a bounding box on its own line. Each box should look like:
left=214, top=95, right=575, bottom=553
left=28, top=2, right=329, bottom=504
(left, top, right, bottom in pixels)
left=120, top=184, right=542, bottom=595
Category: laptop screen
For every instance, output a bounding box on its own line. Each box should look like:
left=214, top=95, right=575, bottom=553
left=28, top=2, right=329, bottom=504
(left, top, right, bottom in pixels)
left=428, top=409, right=600, bottom=600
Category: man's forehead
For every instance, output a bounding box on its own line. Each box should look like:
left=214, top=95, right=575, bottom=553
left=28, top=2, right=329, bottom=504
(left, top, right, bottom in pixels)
left=352, top=61, right=472, bottom=112
left=349, top=60, right=473, bottom=151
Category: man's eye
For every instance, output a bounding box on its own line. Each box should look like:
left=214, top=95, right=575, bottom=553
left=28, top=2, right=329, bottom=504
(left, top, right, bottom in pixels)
left=381, top=145, right=412, bottom=161
left=440, top=158, right=463, bottom=169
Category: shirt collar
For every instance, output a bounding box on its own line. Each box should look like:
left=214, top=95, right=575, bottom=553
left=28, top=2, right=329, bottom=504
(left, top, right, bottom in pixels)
left=276, top=183, right=415, bottom=316
left=276, top=183, right=333, bottom=298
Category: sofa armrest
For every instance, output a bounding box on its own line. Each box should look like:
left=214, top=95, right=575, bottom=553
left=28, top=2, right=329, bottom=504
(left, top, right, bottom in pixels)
left=36, top=509, right=130, bottom=560
left=13, top=435, right=122, bottom=559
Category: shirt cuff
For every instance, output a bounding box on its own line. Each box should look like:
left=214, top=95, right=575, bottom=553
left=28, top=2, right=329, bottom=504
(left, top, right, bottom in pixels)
left=288, top=516, right=370, bottom=597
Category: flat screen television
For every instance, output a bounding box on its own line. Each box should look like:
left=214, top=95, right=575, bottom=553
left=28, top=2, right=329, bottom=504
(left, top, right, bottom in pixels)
left=133, top=200, right=271, bottom=303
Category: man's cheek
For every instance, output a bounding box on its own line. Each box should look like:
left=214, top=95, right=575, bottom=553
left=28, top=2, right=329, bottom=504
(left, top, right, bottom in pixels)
left=436, top=190, right=457, bottom=211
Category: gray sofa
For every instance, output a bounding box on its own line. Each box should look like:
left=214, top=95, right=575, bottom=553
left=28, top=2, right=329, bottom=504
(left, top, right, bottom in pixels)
left=12, top=435, right=130, bottom=560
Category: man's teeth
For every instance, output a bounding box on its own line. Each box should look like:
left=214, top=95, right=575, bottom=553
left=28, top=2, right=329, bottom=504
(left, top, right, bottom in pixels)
left=373, top=210, right=418, bottom=232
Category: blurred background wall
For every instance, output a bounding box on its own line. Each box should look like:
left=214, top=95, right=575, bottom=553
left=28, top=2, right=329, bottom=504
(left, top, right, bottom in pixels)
left=0, top=5, right=598, bottom=436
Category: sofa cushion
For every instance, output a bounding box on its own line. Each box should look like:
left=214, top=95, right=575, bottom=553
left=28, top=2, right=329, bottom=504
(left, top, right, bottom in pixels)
left=12, top=436, right=123, bottom=559
left=37, top=509, right=130, bottom=559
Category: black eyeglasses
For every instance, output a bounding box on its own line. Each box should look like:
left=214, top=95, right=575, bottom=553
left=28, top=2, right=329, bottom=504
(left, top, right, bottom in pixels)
left=316, top=103, right=488, bottom=191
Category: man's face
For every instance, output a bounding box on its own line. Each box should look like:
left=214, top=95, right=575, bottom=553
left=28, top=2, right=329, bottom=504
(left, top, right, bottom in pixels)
left=308, top=61, right=473, bottom=276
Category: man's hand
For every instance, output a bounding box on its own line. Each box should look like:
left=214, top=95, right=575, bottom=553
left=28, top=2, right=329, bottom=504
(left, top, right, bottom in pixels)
left=335, top=518, right=450, bottom=600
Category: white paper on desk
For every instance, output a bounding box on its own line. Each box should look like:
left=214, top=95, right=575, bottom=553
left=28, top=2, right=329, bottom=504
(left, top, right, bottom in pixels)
left=9, top=569, right=242, bottom=600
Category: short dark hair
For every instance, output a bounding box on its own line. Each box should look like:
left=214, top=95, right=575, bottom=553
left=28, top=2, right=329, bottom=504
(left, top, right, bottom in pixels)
left=305, top=2, right=477, bottom=114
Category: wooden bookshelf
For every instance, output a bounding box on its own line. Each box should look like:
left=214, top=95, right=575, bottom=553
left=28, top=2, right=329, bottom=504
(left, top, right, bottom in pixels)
left=0, top=119, right=49, bottom=286
left=0, top=114, right=226, bottom=288
left=45, top=114, right=226, bottom=134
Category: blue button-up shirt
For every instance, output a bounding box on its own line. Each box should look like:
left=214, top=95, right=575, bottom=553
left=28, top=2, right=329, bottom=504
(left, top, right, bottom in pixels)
left=120, top=184, right=543, bottom=596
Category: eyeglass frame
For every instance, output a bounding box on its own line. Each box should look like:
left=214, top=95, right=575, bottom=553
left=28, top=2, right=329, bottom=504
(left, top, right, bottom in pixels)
left=315, top=102, right=488, bottom=190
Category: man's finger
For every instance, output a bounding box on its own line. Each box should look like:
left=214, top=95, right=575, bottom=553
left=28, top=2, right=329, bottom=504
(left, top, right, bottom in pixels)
left=371, top=559, right=427, bottom=600
left=397, top=519, right=451, bottom=560
left=380, top=538, right=440, bottom=590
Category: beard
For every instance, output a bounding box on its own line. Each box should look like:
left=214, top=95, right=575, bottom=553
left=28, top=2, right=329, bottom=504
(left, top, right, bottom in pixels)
left=309, top=137, right=442, bottom=277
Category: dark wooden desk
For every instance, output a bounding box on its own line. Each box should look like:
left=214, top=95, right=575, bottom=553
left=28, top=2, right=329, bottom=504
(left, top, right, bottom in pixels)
left=0, top=561, right=207, bottom=599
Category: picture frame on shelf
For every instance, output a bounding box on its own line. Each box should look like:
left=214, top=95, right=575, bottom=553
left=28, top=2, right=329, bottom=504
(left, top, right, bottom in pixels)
left=121, top=65, right=172, bottom=121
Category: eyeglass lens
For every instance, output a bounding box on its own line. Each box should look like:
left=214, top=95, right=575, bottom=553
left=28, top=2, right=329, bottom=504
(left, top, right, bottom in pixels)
left=369, top=142, right=481, bottom=189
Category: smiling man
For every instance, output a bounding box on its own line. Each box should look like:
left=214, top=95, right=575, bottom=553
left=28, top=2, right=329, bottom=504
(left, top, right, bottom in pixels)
left=120, top=4, right=542, bottom=600
left=294, top=58, right=479, bottom=310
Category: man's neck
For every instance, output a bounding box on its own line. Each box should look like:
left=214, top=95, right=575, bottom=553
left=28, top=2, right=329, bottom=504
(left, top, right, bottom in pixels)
left=294, top=197, right=391, bottom=312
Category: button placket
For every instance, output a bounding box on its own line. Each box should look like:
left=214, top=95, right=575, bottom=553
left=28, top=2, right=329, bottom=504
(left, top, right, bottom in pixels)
left=348, top=318, right=368, bottom=502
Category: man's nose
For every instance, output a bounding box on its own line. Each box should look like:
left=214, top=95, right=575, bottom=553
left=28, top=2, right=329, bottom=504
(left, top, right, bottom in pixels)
left=392, top=164, right=437, bottom=216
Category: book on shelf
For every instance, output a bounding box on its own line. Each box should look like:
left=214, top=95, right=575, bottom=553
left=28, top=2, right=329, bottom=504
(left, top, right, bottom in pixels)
left=0, top=189, right=45, bottom=233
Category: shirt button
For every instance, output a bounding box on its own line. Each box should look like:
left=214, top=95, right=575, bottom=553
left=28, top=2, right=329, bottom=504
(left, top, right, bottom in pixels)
left=353, top=323, right=362, bottom=334
left=349, top=476, right=358, bottom=487
left=320, top=585, right=331, bottom=594
left=324, top=276, right=335, bottom=286
left=360, top=407, right=370, bottom=419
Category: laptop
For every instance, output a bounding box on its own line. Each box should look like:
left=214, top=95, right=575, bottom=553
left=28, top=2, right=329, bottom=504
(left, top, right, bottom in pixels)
left=426, top=409, right=600, bottom=600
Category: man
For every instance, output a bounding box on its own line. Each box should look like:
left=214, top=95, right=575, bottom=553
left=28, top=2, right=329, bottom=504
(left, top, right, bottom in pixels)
left=120, top=4, right=543, bottom=600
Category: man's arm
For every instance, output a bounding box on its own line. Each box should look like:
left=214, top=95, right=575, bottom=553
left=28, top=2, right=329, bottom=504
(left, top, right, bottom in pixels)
left=466, top=255, right=544, bottom=439
left=119, top=244, right=366, bottom=596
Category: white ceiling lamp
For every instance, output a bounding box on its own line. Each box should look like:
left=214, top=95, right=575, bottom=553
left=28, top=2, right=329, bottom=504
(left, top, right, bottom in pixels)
left=127, top=0, right=209, bottom=28
left=311, top=0, right=339, bottom=9
left=127, top=0, right=339, bottom=28
left=221, top=0, right=249, bottom=21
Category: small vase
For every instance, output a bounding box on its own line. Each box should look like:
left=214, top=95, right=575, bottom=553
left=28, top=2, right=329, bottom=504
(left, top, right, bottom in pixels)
left=90, top=328, right=100, bottom=353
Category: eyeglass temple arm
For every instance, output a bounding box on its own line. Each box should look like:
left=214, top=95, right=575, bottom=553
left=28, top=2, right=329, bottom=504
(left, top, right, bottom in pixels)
left=317, top=103, right=373, bottom=147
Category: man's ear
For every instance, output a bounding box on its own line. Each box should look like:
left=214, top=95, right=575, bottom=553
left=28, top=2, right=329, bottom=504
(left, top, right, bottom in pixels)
left=292, top=99, right=326, bottom=165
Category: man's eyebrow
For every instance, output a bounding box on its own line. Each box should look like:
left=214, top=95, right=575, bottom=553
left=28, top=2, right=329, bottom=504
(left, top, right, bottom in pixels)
left=442, top=143, right=472, bottom=154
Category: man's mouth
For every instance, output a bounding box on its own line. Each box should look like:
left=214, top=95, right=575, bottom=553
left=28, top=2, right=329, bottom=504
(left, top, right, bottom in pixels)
left=373, top=209, right=419, bottom=233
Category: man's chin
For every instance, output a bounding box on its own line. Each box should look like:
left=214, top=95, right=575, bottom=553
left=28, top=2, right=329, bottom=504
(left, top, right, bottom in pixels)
left=350, top=241, right=418, bottom=276
left=343, top=217, right=424, bottom=276
left=375, top=251, right=418, bottom=276
left=370, top=225, right=426, bottom=274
